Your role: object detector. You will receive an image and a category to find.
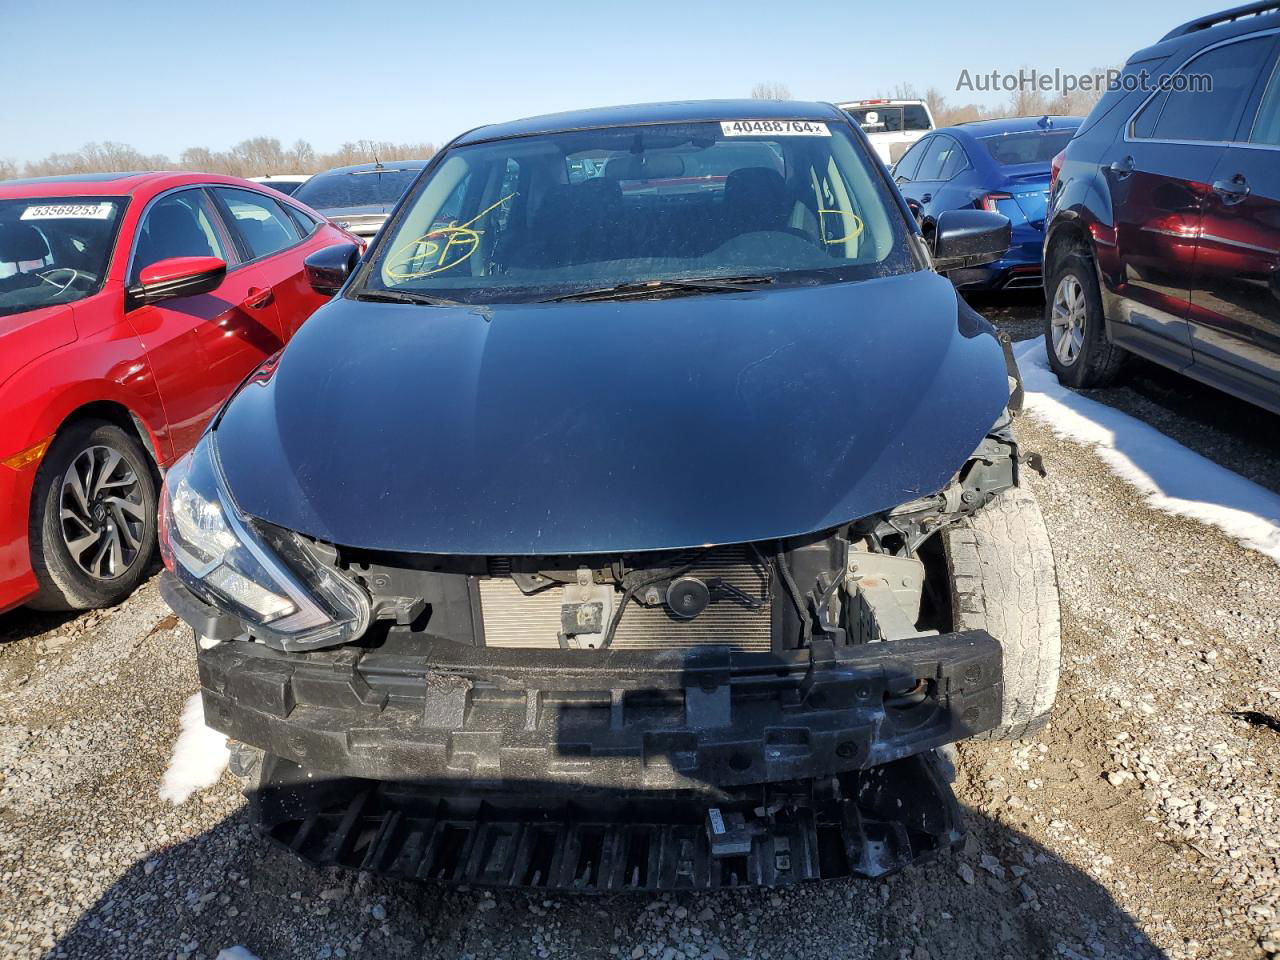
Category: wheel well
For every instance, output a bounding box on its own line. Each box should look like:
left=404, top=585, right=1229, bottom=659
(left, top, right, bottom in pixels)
left=1044, top=224, right=1093, bottom=282
left=58, top=402, right=163, bottom=481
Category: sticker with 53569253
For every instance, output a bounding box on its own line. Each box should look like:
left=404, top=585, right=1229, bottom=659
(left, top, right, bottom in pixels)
left=21, top=202, right=115, bottom=221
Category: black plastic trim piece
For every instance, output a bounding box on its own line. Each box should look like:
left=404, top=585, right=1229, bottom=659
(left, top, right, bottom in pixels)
left=196, top=629, right=1002, bottom=791
left=160, top=570, right=243, bottom=641
left=247, top=752, right=964, bottom=889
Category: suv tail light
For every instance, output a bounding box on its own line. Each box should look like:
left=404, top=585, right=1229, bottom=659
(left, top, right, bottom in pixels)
left=1049, top=149, right=1067, bottom=197
left=978, top=193, right=1012, bottom=213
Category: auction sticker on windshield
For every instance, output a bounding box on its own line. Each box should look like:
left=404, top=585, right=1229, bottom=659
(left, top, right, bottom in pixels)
left=720, top=120, right=830, bottom=137
left=21, top=202, right=115, bottom=221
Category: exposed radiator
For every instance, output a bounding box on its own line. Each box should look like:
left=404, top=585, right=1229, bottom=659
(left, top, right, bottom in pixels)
left=478, top=547, right=772, bottom=651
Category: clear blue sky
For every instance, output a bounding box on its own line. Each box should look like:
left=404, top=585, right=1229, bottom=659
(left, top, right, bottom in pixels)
left=0, top=0, right=1215, bottom=165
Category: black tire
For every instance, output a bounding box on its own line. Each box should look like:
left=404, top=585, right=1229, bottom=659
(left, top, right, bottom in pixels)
left=943, top=488, right=1061, bottom=740
left=1043, top=252, right=1126, bottom=388
left=27, top=419, right=157, bottom=611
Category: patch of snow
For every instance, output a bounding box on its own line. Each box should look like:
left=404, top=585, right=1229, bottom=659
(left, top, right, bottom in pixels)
left=1014, top=338, right=1280, bottom=565
left=160, top=692, right=229, bottom=804
left=215, top=949, right=261, bottom=960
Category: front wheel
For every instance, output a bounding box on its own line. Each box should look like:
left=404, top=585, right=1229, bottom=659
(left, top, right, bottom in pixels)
left=943, top=488, right=1061, bottom=740
left=27, top=419, right=157, bottom=611
left=1044, top=253, right=1126, bottom=388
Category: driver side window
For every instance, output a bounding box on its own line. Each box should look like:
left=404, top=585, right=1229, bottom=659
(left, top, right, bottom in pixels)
left=132, top=190, right=230, bottom=282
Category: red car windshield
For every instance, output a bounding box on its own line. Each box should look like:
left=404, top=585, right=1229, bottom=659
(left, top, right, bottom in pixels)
left=0, top=196, right=125, bottom=318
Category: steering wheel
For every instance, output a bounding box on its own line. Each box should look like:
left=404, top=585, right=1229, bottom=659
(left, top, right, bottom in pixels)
left=36, top=267, right=91, bottom=296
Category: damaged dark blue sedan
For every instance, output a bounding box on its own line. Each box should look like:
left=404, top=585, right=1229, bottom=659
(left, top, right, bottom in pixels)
left=158, top=100, right=1061, bottom=889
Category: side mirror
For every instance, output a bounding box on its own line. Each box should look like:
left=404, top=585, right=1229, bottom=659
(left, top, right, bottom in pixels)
left=304, top=242, right=361, bottom=296
left=931, top=210, right=1011, bottom=272
left=130, top=256, right=226, bottom=304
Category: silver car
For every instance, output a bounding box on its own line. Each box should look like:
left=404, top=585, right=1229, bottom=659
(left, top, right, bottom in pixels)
left=290, top=160, right=426, bottom=240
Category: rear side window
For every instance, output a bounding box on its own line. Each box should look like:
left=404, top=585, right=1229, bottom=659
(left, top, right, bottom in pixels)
left=938, top=141, right=969, bottom=179
left=914, top=136, right=960, bottom=181
left=215, top=187, right=301, bottom=260
left=893, top=137, right=931, bottom=181
left=286, top=205, right=322, bottom=236
left=1134, top=35, right=1276, bottom=142
left=1250, top=58, right=1280, bottom=145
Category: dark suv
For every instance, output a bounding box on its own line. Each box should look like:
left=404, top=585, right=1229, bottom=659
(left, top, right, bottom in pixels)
left=1043, top=2, right=1280, bottom=414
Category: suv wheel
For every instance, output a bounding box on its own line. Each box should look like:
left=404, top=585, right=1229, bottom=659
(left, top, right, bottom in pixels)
left=1044, top=252, right=1126, bottom=388
left=27, top=419, right=157, bottom=611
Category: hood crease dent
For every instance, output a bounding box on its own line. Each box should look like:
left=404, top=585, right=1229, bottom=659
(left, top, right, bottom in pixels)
left=214, top=272, right=1009, bottom=555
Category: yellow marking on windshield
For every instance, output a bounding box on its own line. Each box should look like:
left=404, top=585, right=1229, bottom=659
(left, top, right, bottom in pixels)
left=817, top=210, right=864, bottom=245
left=385, top=192, right=517, bottom=279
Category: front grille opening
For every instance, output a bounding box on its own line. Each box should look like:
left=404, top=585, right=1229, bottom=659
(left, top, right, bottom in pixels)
left=478, top=545, right=774, bottom=651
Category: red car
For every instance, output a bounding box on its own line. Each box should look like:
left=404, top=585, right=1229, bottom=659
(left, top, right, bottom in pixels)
left=0, top=171, right=356, bottom=613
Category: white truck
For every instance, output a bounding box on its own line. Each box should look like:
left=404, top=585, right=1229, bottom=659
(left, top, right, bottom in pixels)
left=837, top=99, right=936, bottom=167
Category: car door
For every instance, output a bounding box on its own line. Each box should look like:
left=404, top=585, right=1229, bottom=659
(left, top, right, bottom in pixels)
left=898, top=136, right=957, bottom=237
left=892, top=136, right=932, bottom=224
left=1190, top=34, right=1280, bottom=401
left=210, top=186, right=334, bottom=339
left=1111, top=33, right=1276, bottom=368
left=125, top=187, right=287, bottom=457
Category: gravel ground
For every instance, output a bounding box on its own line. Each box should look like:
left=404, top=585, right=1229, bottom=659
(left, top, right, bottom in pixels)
left=1, top=296, right=1278, bottom=960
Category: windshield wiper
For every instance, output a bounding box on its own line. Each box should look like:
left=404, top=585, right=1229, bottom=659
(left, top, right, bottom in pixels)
left=539, top=275, right=775, bottom=303
left=352, top=289, right=464, bottom=307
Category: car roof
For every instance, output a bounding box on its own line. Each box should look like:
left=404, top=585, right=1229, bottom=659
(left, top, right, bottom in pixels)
left=837, top=99, right=926, bottom=108
left=311, top=161, right=428, bottom=177
left=943, top=116, right=1084, bottom=139
left=1160, top=2, right=1280, bottom=41
left=454, top=100, right=846, bottom=145
left=0, top=170, right=288, bottom=200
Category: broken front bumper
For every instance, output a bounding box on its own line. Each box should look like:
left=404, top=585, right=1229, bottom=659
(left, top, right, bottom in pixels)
left=194, top=626, right=1002, bottom=791
left=170, top=570, right=1003, bottom=886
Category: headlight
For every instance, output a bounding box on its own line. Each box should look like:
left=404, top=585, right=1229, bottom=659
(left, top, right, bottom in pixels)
left=159, top=433, right=370, bottom=651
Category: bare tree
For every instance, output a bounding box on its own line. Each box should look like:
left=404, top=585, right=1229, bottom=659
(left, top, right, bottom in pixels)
left=884, top=82, right=921, bottom=101
left=21, top=141, right=168, bottom=178
left=288, top=139, right=316, bottom=169
left=750, top=81, right=792, bottom=101
left=937, top=103, right=990, bottom=125
left=1007, top=85, right=1051, bottom=119
left=16, top=137, right=436, bottom=179
left=923, top=87, right=948, bottom=119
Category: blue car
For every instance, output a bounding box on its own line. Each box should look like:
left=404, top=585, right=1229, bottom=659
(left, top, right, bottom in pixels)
left=156, top=100, right=1061, bottom=889
left=893, top=115, right=1083, bottom=290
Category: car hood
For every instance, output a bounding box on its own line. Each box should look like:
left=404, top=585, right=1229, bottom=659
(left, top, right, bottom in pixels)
left=0, top=303, right=77, bottom=390
left=214, top=271, right=1010, bottom=555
